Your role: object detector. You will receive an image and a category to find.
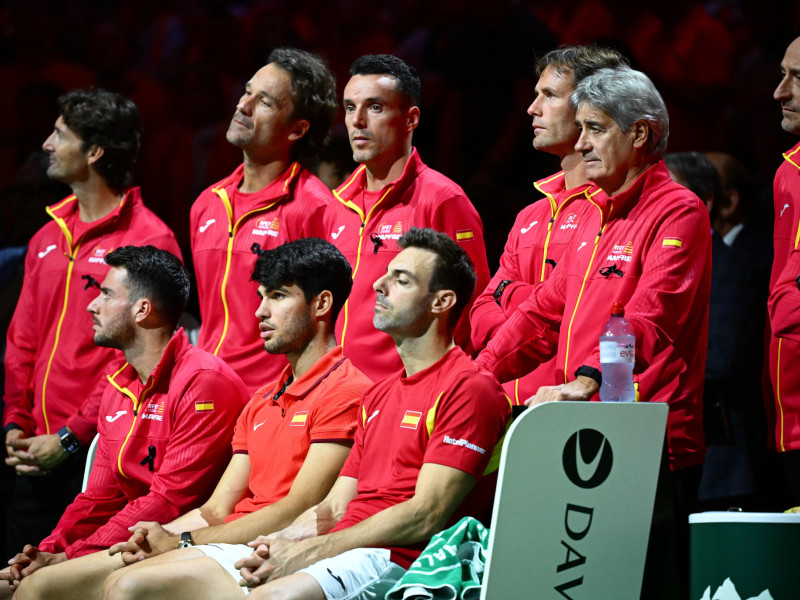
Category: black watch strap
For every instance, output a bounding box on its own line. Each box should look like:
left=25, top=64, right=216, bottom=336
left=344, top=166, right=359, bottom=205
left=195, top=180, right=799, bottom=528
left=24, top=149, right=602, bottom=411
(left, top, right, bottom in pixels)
left=575, top=365, right=602, bottom=386
left=493, top=280, right=514, bottom=307
left=58, top=427, right=81, bottom=455
left=177, top=531, right=195, bottom=549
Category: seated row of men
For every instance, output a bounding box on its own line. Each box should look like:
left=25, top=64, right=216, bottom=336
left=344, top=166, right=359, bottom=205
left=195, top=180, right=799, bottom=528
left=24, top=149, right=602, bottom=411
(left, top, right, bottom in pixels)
left=8, top=37, right=778, bottom=598
left=2, top=231, right=510, bottom=600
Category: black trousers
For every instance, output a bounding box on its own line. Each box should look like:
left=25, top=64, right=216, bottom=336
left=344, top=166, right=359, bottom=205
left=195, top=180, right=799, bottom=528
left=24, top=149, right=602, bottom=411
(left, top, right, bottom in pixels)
left=5, top=447, right=88, bottom=561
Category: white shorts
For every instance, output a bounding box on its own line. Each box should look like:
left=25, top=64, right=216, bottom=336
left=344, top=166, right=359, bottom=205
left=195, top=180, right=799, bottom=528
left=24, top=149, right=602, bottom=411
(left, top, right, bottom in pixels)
left=194, top=542, right=254, bottom=595
left=300, top=548, right=407, bottom=600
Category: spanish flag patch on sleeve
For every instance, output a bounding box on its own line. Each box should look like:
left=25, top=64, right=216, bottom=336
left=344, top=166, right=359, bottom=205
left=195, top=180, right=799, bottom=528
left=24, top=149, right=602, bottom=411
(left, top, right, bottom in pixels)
left=662, top=237, right=682, bottom=248
left=195, top=401, right=214, bottom=413
left=290, top=411, right=308, bottom=427
left=456, top=229, right=474, bottom=242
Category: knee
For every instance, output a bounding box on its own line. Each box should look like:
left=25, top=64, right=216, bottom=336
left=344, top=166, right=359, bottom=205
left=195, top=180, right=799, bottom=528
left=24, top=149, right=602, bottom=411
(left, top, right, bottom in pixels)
left=12, top=572, right=46, bottom=600
left=102, top=569, right=146, bottom=600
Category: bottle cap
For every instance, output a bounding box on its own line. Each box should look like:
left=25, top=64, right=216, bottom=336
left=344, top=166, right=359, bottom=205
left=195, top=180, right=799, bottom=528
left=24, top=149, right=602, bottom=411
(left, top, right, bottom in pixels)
left=610, top=301, right=625, bottom=316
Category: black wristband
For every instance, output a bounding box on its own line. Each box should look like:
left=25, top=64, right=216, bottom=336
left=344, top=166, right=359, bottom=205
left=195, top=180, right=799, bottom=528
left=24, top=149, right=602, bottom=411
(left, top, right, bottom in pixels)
left=4, top=423, right=23, bottom=435
left=575, top=365, right=602, bottom=386
left=493, top=280, right=514, bottom=307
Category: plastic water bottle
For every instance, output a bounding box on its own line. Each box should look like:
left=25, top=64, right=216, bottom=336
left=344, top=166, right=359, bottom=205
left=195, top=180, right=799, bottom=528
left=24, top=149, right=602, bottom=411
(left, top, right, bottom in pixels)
left=599, top=302, right=635, bottom=402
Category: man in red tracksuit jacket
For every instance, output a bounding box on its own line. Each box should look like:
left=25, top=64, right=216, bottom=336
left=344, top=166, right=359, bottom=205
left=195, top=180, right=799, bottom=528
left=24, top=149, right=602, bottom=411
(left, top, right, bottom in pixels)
left=323, top=55, right=490, bottom=382
left=3, top=89, right=181, bottom=556
left=0, top=246, right=248, bottom=595
left=470, top=45, right=627, bottom=405
left=191, top=48, right=338, bottom=393
left=766, top=35, right=800, bottom=505
left=475, top=67, right=711, bottom=599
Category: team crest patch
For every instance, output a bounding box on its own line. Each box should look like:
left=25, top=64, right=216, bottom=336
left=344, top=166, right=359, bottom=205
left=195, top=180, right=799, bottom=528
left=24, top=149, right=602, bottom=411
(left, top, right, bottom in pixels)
left=195, top=401, right=214, bottom=413
left=400, top=410, right=422, bottom=430
left=559, top=214, right=579, bottom=231
left=252, top=218, right=280, bottom=238
left=89, top=247, right=110, bottom=264
left=456, top=229, right=474, bottom=242
left=142, top=401, right=165, bottom=421
left=375, top=222, right=403, bottom=241
left=606, top=241, right=634, bottom=263
left=290, top=411, right=308, bottom=427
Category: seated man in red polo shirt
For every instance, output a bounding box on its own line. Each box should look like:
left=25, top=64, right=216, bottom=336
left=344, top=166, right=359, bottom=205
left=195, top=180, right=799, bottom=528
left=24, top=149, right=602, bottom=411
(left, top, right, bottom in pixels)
left=10, top=239, right=371, bottom=600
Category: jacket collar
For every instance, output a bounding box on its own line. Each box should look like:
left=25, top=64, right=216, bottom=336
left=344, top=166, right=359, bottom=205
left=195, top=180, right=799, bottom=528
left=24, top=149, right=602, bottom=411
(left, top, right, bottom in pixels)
left=334, top=147, right=426, bottom=205
left=46, top=187, right=142, bottom=249
left=783, top=140, right=800, bottom=170
left=603, top=160, right=670, bottom=216
left=107, top=328, right=190, bottom=397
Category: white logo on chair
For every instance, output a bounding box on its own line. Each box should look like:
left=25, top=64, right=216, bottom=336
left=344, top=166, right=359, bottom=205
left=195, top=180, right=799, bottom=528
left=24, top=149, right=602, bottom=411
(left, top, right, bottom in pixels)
left=699, top=577, right=773, bottom=600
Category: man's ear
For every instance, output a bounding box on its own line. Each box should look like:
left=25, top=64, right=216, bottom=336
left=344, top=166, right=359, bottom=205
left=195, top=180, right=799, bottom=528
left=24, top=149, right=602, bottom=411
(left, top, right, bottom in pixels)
left=288, top=119, right=311, bottom=142
left=313, top=290, right=334, bottom=319
left=406, top=106, right=420, bottom=133
left=719, top=189, right=740, bottom=219
left=430, top=289, right=456, bottom=317
left=132, top=298, right=152, bottom=324
left=86, top=145, right=105, bottom=166
left=631, top=121, right=651, bottom=149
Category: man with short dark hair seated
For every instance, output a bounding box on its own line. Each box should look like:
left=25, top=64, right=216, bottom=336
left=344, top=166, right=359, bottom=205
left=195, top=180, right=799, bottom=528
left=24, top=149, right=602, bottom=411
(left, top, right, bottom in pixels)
left=1, top=246, right=248, bottom=598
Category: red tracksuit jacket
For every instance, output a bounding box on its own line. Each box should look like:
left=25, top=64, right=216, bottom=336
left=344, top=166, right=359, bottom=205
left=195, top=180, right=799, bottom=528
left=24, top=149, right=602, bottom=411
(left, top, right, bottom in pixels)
left=37, top=330, right=248, bottom=557
left=470, top=171, right=604, bottom=404
left=476, top=162, right=711, bottom=470
left=323, top=148, right=490, bottom=381
left=190, top=162, right=331, bottom=392
left=766, top=140, right=800, bottom=451
left=3, top=188, right=181, bottom=445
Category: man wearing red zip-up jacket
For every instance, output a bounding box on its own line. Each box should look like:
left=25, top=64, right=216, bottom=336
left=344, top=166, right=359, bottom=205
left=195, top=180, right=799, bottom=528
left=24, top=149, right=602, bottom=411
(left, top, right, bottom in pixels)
left=0, top=246, right=247, bottom=595
left=191, top=48, right=337, bottom=393
left=3, top=89, right=181, bottom=558
left=470, top=45, right=627, bottom=405
left=766, top=36, right=800, bottom=505
left=324, top=55, right=490, bottom=382
left=475, top=67, right=711, bottom=599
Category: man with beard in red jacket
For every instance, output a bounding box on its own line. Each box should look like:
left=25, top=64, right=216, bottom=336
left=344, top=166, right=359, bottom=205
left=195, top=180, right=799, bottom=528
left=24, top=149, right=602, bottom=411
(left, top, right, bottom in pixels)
left=3, top=89, right=181, bottom=557
left=1, top=246, right=247, bottom=596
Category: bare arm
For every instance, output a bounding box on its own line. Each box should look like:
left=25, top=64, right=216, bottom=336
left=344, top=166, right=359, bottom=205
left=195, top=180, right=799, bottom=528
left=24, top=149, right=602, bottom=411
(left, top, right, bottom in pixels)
left=241, top=464, right=475, bottom=585
left=192, top=442, right=351, bottom=545
left=109, top=453, right=252, bottom=560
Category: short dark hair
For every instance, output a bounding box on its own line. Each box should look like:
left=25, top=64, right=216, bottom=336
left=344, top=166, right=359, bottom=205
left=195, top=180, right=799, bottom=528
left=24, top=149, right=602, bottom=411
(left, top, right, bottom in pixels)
left=268, top=48, right=338, bottom=166
left=250, top=238, right=353, bottom=325
left=57, top=88, right=142, bottom=192
left=349, top=54, right=421, bottom=106
left=665, top=151, right=722, bottom=203
left=536, top=44, right=629, bottom=86
left=104, top=246, right=189, bottom=328
left=398, top=228, right=476, bottom=328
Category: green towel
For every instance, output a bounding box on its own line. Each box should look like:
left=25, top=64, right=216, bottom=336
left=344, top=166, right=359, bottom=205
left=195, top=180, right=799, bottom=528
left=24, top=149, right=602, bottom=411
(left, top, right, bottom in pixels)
left=385, top=517, right=489, bottom=600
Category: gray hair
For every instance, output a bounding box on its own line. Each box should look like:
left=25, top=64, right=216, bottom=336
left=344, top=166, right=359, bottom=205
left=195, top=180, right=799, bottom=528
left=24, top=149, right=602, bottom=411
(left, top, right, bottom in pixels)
left=570, top=67, right=669, bottom=159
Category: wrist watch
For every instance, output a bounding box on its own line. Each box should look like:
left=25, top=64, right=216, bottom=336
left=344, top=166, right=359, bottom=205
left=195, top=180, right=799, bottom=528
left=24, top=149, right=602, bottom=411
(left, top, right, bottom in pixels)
left=176, top=532, right=195, bottom=549
left=493, top=280, right=513, bottom=307
left=58, top=427, right=81, bottom=455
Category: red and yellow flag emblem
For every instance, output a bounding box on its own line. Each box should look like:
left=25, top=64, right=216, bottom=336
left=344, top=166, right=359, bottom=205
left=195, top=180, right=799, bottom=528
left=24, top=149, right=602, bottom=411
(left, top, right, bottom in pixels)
left=400, top=410, right=422, bottom=430
left=290, top=411, right=308, bottom=427
left=195, top=401, right=214, bottom=413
